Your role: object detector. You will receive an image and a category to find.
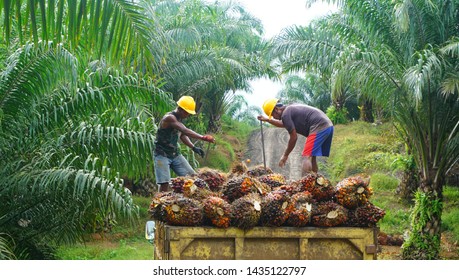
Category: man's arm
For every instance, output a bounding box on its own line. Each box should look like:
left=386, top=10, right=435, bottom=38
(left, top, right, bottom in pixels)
left=279, top=129, right=298, bottom=167
left=163, top=115, right=214, bottom=149
left=257, top=115, right=284, bottom=128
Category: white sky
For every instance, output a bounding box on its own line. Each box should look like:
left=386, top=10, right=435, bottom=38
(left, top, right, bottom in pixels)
left=234, top=0, right=337, bottom=108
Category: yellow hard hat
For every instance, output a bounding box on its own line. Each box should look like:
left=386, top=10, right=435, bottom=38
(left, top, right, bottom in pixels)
left=176, top=96, right=196, bottom=115
left=262, top=98, right=279, bottom=118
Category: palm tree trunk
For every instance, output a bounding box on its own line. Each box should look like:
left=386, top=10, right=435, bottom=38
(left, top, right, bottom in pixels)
left=359, top=99, right=374, bottom=123
left=401, top=171, right=443, bottom=259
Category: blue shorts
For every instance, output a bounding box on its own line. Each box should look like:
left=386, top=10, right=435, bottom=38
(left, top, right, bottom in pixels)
left=154, top=154, right=196, bottom=184
left=302, top=126, right=334, bottom=157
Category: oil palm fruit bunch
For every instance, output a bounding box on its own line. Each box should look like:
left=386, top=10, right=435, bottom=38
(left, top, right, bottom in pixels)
left=294, top=173, right=317, bottom=193
left=163, top=194, right=204, bottom=226
left=170, top=176, right=188, bottom=193
left=197, top=168, right=227, bottom=192
left=296, top=173, right=336, bottom=201
left=246, top=165, right=273, bottom=177
left=223, top=176, right=268, bottom=202
left=335, top=176, right=373, bottom=209
left=230, top=193, right=262, bottom=229
left=182, top=182, right=215, bottom=201
left=222, top=176, right=250, bottom=202
left=229, top=161, right=248, bottom=178
left=286, top=191, right=316, bottom=227
left=311, top=201, right=348, bottom=227
left=260, top=190, right=291, bottom=227
left=352, top=202, right=385, bottom=227
left=272, top=184, right=295, bottom=196
left=202, top=196, right=232, bottom=228
left=192, top=177, right=210, bottom=189
left=149, top=191, right=179, bottom=222
left=257, top=173, right=286, bottom=188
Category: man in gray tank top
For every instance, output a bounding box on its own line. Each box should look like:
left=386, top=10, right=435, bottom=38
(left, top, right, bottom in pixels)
left=154, top=96, right=215, bottom=192
left=258, top=98, right=334, bottom=176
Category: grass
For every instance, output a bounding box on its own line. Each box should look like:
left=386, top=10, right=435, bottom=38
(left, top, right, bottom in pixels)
left=55, top=196, right=154, bottom=260
left=56, top=120, right=459, bottom=259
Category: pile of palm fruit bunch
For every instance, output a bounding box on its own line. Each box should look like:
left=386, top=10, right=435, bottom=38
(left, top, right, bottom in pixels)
left=149, top=163, right=385, bottom=229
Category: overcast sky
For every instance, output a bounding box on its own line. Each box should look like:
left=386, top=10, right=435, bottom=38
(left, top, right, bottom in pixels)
left=233, top=0, right=337, bottom=108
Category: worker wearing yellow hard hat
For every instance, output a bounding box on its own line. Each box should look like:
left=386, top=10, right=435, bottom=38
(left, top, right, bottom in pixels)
left=262, top=97, right=279, bottom=118
left=154, top=95, right=215, bottom=192
left=258, top=98, right=334, bottom=176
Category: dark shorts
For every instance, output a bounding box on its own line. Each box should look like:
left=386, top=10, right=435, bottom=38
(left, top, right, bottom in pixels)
left=302, top=126, right=334, bottom=157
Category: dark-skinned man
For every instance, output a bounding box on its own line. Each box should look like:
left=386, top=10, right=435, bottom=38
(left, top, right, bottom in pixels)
left=257, top=98, right=333, bottom=176
left=154, top=96, right=215, bottom=192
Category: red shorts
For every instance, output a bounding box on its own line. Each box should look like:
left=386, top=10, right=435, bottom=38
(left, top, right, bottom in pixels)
left=302, top=126, right=334, bottom=157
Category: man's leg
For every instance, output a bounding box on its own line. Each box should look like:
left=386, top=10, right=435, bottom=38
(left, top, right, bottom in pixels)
left=158, top=182, right=170, bottom=192
left=154, top=154, right=172, bottom=192
left=302, top=156, right=313, bottom=176
left=171, top=155, right=196, bottom=176
left=312, top=156, right=318, bottom=172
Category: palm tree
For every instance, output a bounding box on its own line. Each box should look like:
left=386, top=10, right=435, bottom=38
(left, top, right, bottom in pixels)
left=297, top=0, right=459, bottom=259
left=145, top=0, right=275, bottom=132
left=0, top=0, right=163, bottom=71
left=0, top=42, right=171, bottom=258
left=277, top=73, right=332, bottom=112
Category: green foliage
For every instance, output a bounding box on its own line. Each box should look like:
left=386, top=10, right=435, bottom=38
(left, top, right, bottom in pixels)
left=326, top=105, right=348, bottom=124
left=368, top=172, right=410, bottom=235
left=0, top=234, right=16, bottom=260
left=325, top=121, right=402, bottom=183
left=442, top=186, right=459, bottom=241
left=55, top=239, right=152, bottom=260
left=369, top=172, right=400, bottom=191
left=402, top=191, right=443, bottom=259
left=0, top=43, right=170, bottom=259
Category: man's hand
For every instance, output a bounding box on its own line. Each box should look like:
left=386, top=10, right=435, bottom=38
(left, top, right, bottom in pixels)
left=257, top=115, right=269, bottom=122
left=201, top=135, right=215, bottom=143
left=279, top=155, right=288, bottom=168
left=192, top=146, right=205, bottom=158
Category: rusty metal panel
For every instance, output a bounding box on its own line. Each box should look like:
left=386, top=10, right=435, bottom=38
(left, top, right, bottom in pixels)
left=153, top=221, right=378, bottom=260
